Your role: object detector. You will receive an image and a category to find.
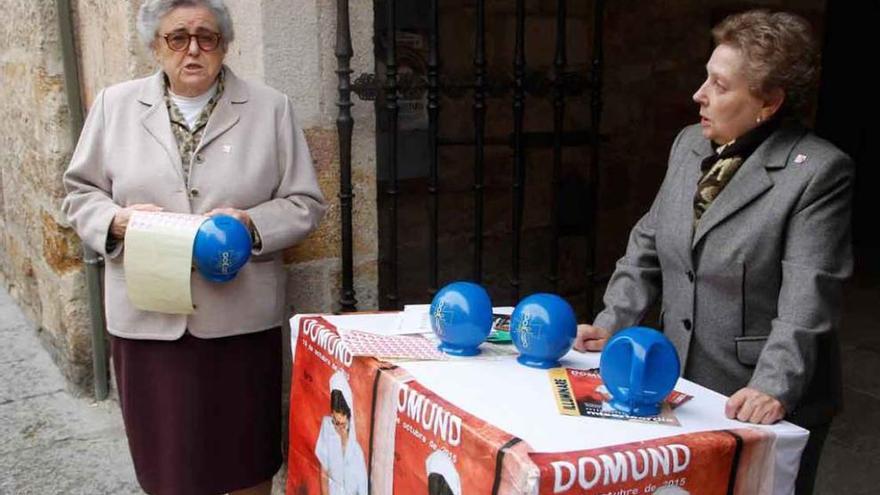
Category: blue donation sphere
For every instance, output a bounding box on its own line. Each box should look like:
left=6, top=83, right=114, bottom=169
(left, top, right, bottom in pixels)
left=510, top=293, right=577, bottom=369
left=599, top=326, right=681, bottom=417
left=192, top=215, right=252, bottom=282
left=429, top=281, right=493, bottom=356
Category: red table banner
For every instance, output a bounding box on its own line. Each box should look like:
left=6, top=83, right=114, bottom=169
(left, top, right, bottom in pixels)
left=529, top=427, right=776, bottom=495
left=287, top=317, right=376, bottom=495
left=369, top=366, right=532, bottom=494
left=287, top=316, right=536, bottom=495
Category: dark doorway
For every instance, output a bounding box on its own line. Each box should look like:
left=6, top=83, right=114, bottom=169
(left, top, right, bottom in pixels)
left=813, top=1, right=880, bottom=491
left=372, top=1, right=604, bottom=314
left=815, top=1, right=876, bottom=250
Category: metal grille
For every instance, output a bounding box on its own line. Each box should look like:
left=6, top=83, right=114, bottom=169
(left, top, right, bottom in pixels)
left=336, top=0, right=605, bottom=316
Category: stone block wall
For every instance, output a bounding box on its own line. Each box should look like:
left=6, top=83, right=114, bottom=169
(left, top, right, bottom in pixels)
left=0, top=0, right=93, bottom=390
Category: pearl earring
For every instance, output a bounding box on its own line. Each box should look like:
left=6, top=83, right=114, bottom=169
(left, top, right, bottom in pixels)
left=756, top=116, right=763, bottom=123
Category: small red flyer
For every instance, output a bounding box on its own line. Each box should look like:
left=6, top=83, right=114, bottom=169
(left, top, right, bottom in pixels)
left=549, top=367, right=692, bottom=426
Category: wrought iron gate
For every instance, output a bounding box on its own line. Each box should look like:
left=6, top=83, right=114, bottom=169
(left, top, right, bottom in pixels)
left=335, top=0, right=606, bottom=316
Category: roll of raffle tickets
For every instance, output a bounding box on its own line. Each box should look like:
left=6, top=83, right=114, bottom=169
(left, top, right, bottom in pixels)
left=123, top=212, right=251, bottom=315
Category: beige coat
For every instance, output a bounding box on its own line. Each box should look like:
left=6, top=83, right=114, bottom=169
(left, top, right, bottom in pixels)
left=62, top=67, right=326, bottom=341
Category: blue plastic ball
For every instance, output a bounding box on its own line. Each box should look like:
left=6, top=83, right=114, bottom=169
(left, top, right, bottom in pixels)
left=192, top=215, right=252, bottom=282
left=510, top=293, right=577, bottom=369
left=429, top=281, right=493, bottom=356
left=599, top=326, right=681, bottom=416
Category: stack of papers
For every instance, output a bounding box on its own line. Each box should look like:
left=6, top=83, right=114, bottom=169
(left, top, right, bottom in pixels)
left=323, top=305, right=518, bottom=361
left=336, top=328, right=449, bottom=361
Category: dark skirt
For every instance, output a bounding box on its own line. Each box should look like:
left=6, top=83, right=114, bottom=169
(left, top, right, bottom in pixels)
left=112, top=328, right=282, bottom=495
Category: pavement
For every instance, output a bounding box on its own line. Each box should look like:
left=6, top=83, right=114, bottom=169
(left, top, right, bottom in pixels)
left=0, top=287, right=140, bottom=494
left=0, top=286, right=290, bottom=495
left=811, top=247, right=880, bottom=495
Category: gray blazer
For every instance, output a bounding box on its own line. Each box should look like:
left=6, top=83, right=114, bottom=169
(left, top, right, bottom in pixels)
left=594, top=123, right=854, bottom=425
left=62, top=67, right=326, bottom=341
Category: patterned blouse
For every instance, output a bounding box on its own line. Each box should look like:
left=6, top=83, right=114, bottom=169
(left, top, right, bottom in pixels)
left=693, top=118, right=778, bottom=227
left=163, top=70, right=225, bottom=184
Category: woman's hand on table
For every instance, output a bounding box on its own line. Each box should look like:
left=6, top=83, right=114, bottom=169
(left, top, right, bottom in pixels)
left=573, top=324, right=611, bottom=352
left=725, top=387, right=785, bottom=424
left=110, top=203, right=164, bottom=239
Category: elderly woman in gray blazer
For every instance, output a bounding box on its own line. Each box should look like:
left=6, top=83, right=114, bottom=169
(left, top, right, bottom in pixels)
left=62, top=1, right=326, bottom=494
left=574, top=10, right=852, bottom=495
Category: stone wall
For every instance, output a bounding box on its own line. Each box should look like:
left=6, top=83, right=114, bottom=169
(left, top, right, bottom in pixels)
left=0, top=0, right=92, bottom=390
left=0, top=0, right=377, bottom=393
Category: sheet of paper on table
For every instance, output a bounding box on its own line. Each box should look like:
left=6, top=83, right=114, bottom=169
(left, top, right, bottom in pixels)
left=323, top=305, right=515, bottom=337
left=414, top=332, right=520, bottom=362
left=327, top=306, right=520, bottom=361
left=398, top=304, right=516, bottom=333
left=323, top=313, right=408, bottom=336
left=336, top=328, right=449, bottom=361
left=334, top=327, right=520, bottom=362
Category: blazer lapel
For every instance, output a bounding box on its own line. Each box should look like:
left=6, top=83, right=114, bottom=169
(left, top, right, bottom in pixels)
left=197, top=67, right=248, bottom=152
left=692, top=126, right=803, bottom=248
left=138, top=71, right=184, bottom=181
left=672, top=139, right=712, bottom=260
left=676, top=139, right=712, bottom=247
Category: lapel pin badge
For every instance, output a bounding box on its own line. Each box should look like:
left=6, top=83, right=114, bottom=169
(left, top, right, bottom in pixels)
left=794, top=153, right=807, bottom=164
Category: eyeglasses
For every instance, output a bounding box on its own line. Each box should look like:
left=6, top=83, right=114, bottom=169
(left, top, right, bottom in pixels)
left=162, top=31, right=222, bottom=52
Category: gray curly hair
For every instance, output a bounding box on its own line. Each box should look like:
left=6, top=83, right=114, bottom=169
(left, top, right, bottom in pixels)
left=137, top=0, right=235, bottom=50
left=712, top=10, right=819, bottom=118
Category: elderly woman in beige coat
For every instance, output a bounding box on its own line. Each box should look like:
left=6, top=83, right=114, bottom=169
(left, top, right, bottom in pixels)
left=62, top=1, right=326, bottom=493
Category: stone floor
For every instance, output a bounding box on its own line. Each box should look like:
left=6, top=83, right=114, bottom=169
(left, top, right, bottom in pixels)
left=0, top=287, right=140, bottom=494
left=0, top=248, right=877, bottom=494
left=813, top=246, right=880, bottom=494
left=0, top=287, right=287, bottom=494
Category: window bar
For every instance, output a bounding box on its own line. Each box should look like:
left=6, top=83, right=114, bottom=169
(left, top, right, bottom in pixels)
left=511, top=0, right=526, bottom=301
left=472, top=0, right=486, bottom=283
left=336, top=0, right=357, bottom=312
left=586, top=0, right=605, bottom=318
left=549, top=0, right=567, bottom=292
left=427, top=0, right=440, bottom=297
left=385, top=0, right=400, bottom=309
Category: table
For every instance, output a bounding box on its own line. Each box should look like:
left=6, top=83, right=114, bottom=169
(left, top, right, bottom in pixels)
left=286, top=314, right=807, bottom=495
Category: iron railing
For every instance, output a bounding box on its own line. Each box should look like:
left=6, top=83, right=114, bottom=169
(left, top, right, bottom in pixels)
left=336, top=0, right=605, bottom=316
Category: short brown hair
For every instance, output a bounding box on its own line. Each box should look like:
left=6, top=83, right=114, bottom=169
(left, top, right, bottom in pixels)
left=712, top=10, right=819, bottom=117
